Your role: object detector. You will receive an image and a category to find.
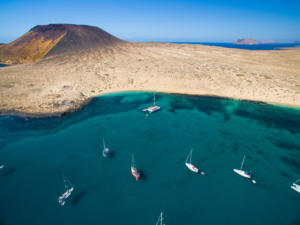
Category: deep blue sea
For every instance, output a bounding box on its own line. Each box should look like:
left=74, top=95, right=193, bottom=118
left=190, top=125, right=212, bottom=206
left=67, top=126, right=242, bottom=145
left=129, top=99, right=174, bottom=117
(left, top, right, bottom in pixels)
left=172, top=42, right=300, bottom=50
left=0, top=92, right=300, bottom=225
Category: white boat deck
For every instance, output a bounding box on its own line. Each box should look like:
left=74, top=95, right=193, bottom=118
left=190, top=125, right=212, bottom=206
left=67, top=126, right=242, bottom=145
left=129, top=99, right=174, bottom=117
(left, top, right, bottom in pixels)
left=142, top=105, right=161, bottom=113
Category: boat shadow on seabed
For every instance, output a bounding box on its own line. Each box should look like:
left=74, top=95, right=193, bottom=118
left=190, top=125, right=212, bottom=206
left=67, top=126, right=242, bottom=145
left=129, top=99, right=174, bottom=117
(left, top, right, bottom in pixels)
left=71, top=189, right=87, bottom=206
left=138, top=169, right=147, bottom=181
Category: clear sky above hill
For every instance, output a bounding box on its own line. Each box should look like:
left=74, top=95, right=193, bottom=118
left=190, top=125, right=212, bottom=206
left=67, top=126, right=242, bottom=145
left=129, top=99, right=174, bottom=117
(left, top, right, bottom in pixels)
left=0, top=0, right=299, bottom=43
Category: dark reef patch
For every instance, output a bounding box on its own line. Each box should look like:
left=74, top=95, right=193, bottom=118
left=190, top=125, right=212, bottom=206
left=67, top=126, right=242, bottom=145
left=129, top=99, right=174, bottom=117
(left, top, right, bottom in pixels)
left=280, top=156, right=300, bottom=172
left=273, top=141, right=300, bottom=152
left=233, top=101, right=300, bottom=134
left=280, top=171, right=292, bottom=178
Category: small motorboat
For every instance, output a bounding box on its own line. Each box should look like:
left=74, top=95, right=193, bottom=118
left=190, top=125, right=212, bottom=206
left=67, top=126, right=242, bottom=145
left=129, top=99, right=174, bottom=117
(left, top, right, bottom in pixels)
left=291, top=179, right=300, bottom=193
left=142, top=93, right=161, bottom=113
left=131, top=154, right=140, bottom=181
left=0, top=165, right=5, bottom=170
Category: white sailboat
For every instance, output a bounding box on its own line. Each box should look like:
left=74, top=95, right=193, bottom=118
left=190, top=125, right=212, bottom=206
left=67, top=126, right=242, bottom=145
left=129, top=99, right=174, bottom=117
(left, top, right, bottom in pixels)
left=142, top=93, right=161, bottom=113
left=58, top=176, right=74, bottom=206
left=185, top=149, right=205, bottom=175
left=131, top=154, right=140, bottom=181
left=0, top=164, right=5, bottom=170
left=102, top=138, right=109, bottom=158
left=155, top=211, right=165, bottom=225
left=291, top=179, right=300, bottom=193
left=233, top=155, right=256, bottom=184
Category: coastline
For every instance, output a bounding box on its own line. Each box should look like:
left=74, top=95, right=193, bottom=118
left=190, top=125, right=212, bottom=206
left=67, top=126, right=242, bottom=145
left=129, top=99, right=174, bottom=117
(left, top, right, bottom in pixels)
left=0, top=42, right=299, bottom=118
left=1, top=90, right=299, bottom=119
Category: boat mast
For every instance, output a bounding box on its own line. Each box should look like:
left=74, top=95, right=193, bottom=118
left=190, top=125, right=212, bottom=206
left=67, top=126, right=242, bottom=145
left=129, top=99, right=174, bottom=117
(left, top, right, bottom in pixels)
left=240, top=155, right=246, bottom=170
left=103, top=138, right=106, bottom=149
left=153, top=93, right=156, bottom=106
left=156, top=211, right=164, bottom=225
left=186, top=149, right=193, bottom=164
left=131, top=154, right=135, bottom=166
left=63, top=175, right=72, bottom=190
left=294, top=179, right=300, bottom=184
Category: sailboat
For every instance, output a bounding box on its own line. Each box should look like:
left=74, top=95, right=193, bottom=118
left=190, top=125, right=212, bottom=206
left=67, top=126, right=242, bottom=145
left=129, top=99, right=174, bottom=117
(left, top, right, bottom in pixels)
left=58, top=176, right=74, bottom=206
left=131, top=154, right=140, bottom=181
left=102, top=138, right=109, bottom=158
left=155, top=211, right=165, bottom=225
left=142, top=93, right=161, bottom=113
left=233, top=155, right=256, bottom=184
left=0, top=164, right=4, bottom=170
left=291, top=179, right=300, bottom=193
left=185, top=149, right=205, bottom=175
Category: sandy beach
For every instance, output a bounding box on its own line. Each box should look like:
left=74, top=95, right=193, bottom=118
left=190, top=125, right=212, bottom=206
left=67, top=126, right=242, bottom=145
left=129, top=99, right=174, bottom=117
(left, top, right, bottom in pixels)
left=0, top=42, right=299, bottom=117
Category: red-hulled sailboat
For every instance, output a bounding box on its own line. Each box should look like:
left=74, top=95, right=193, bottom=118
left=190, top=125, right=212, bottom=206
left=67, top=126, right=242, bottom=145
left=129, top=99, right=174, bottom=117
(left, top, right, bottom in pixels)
left=131, top=154, right=140, bottom=181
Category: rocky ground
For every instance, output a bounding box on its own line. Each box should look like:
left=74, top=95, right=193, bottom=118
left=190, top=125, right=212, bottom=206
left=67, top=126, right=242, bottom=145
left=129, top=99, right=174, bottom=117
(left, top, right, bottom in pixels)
left=0, top=42, right=299, bottom=117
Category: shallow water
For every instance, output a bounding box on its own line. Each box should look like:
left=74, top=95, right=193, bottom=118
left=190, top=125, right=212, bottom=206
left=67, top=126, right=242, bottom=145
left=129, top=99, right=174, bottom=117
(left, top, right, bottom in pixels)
left=0, top=92, right=299, bottom=225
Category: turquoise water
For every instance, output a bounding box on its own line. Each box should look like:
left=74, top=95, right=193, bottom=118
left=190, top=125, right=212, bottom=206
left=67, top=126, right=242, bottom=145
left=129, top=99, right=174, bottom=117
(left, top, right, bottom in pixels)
left=0, top=92, right=300, bottom=225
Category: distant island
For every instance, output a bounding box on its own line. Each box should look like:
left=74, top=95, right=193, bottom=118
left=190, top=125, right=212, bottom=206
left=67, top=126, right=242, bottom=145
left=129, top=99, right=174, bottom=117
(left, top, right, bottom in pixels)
left=0, top=24, right=299, bottom=117
left=235, top=38, right=277, bottom=45
left=235, top=38, right=259, bottom=45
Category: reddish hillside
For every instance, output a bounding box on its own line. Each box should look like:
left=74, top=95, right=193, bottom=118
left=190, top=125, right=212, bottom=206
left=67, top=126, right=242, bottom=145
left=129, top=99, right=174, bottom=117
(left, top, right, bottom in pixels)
left=0, top=24, right=123, bottom=64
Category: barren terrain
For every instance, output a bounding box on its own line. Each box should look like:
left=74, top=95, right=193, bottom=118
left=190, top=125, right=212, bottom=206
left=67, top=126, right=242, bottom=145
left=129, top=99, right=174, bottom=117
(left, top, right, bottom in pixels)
left=0, top=42, right=299, bottom=117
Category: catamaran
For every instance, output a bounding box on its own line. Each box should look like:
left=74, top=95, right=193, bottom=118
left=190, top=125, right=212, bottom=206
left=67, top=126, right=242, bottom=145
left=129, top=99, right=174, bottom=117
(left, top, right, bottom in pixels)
left=155, top=211, right=165, bottom=225
left=185, top=149, right=205, bottom=175
left=102, top=138, right=109, bottom=158
left=58, top=176, right=74, bottom=206
left=233, top=155, right=256, bottom=184
left=291, top=179, right=300, bottom=193
left=142, top=93, right=161, bottom=113
left=131, top=154, right=140, bottom=181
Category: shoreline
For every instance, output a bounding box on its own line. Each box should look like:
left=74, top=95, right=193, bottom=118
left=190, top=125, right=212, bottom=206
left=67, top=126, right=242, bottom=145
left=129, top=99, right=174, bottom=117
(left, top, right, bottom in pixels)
left=1, top=90, right=299, bottom=119
left=1, top=42, right=299, bottom=118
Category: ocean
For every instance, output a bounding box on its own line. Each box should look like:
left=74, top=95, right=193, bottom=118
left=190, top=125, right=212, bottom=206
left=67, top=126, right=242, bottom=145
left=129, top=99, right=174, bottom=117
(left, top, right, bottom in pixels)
left=171, top=42, right=300, bottom=50
left=0, top=92, right=299, bottom=225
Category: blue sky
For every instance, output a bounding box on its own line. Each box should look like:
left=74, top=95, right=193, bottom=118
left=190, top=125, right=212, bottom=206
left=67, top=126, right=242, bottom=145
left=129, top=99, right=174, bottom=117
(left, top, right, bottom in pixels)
left=0, top=0, right=299, bottom=43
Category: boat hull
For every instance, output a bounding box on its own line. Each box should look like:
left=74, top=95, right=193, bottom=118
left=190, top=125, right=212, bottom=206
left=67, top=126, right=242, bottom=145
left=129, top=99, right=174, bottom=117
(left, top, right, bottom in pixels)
left=142, top=105, right=161, bottom=113
left=233, top=169, right=251, bottom=178
left=102, top=148, right=109, bottom=157
left=291, top=184, right=300, bottom=193
left=185, top=163, right=199, bottom=173
left=131, top=166, right=140, bottom=181
left=58, top=187, right=74, bottom=206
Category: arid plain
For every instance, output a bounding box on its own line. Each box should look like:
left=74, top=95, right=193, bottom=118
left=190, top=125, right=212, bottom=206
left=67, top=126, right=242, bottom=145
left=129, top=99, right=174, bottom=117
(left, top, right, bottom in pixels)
left=0, top=25, right=299, bottom=117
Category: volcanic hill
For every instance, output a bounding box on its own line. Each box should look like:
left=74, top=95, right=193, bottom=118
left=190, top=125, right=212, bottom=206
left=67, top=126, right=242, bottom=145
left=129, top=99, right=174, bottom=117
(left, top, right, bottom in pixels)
left=0, top=24, right=122, bottom=64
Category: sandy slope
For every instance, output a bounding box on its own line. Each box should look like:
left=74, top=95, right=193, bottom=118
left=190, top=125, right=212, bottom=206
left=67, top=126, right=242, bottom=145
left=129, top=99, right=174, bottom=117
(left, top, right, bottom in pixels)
left=0, top=42, right=299, bottom=116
